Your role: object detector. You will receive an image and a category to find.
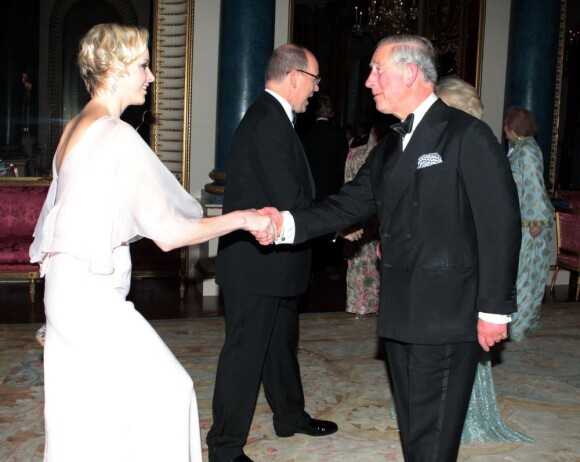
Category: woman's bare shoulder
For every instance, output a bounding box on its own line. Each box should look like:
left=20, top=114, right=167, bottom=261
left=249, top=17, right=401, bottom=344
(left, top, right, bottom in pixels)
left=55, top=107, right=114, bottom=169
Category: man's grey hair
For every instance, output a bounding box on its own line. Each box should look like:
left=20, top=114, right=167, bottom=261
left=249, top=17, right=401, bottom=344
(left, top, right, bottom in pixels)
left=377, top=35, right=438, bottom=84
left=265, top=44, right=309, bottom=83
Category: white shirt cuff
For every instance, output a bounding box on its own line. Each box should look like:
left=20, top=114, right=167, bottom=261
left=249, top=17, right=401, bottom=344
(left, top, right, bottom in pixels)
left=274, top=211, right=295, bottom=244
left=478, top=312, right=511, bottom=324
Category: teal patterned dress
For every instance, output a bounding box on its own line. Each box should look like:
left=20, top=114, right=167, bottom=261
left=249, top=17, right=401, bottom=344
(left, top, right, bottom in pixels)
left=508, top=136, right=554, bottom=341
left=461, top=354, right=533, bottom=443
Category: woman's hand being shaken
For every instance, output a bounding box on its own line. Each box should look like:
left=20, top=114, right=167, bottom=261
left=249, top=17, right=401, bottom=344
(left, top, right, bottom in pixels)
left=243, top=209, right=278, bottom=245
left=252, top=207, right=284, bottom=245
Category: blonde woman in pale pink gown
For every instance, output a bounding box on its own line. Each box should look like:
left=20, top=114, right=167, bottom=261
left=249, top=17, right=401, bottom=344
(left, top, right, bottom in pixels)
left=30, top=23, right=274, bottom=462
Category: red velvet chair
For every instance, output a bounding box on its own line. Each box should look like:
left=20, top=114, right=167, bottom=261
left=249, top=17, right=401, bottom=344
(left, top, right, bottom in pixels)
left=1, top=179, right=187, bottom=302
left=0, top=180, right=50, bottom=302
left=550, top=206, right=580, bottom=301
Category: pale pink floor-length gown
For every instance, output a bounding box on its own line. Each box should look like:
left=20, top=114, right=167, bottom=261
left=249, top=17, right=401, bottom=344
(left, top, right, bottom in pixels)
left=30, top=116, right=203, bottom=462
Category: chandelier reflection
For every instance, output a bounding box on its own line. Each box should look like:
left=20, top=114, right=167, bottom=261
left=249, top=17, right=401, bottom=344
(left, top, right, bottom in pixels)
left=353, top=0, right=418, bottom=40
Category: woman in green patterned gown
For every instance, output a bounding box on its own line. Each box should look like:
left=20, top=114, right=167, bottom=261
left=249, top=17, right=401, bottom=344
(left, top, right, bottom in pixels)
left=504, top=106, right=554, bottom=341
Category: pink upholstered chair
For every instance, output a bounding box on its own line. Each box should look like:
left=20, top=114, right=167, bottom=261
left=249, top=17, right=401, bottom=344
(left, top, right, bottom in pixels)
left=551, top=207, right=580, bottom=301
left=0, top=182, right=49, bottom=302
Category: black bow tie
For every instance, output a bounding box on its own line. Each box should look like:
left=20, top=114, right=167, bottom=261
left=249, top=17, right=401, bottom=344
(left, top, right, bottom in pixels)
left=390, top=113, right=414, bottom=136
left=292, top=111, right=297, bottom=126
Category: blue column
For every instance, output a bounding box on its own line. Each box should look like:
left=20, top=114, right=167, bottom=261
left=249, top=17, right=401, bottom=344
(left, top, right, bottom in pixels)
left=204, top=0, right=275, bottom=203
left=504, top=0, right=560, bottom=176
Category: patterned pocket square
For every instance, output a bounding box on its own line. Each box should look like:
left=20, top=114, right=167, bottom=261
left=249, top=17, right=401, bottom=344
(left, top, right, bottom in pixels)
left=417, top=152, right=443, bottom=169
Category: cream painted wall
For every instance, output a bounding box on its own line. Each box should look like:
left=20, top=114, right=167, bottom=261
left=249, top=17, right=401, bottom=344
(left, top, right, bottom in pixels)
left=275, top=0, right=292, bottom=48
left=480, top=0, right=512, bottom=140
left=189, top=1, right=221, bottom=198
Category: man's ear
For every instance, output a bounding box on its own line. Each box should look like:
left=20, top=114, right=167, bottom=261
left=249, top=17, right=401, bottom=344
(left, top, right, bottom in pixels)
left=289, top=69, right=298, bottom=88
left=406, top=63, right=419, bottom=87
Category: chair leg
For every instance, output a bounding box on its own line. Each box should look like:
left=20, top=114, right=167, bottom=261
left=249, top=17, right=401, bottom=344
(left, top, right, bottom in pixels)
left=29, top=278, right=36, bottom=303
left=179, top=276, right=186, bottom=299
left=568, top=272, right=579, bottom=301
left=550, top=267, right=559, bottom=292
left=576, top=274, right=580, bottom=302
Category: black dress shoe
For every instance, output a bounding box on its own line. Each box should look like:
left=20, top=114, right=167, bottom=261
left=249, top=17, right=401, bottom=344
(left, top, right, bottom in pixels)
left=230, top=455, right=253, bottom=462
left=276, top=418, right=338, bottom=437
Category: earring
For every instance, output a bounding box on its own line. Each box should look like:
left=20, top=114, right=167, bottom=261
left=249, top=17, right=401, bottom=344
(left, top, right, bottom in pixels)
left=109, top=75, right=118, bottom=95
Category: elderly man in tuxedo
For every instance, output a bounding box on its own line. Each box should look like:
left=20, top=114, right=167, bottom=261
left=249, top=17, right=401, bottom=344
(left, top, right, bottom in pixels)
left=206, top=44, right=337, bottom=462
left=262, top=35, right=521, bottom=461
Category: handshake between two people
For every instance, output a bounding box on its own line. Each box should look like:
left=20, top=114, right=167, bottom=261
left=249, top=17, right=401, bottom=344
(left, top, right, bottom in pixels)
left=242, top=208, right=368, bottom=246
left=242, top=207, right=284, bottom=246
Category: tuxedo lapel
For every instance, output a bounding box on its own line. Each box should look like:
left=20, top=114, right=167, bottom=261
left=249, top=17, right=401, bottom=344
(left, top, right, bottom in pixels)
left=381, top=102, right=448, bottom=221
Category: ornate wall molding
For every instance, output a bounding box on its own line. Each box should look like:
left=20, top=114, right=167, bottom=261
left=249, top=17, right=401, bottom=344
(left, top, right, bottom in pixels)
left=550, top=0, right=567, bottom=193
left=151, top=0, right=195, bottom=281
left=422, top=0, right=485, bottom=92
left=151, top=0, right=194, bottom=189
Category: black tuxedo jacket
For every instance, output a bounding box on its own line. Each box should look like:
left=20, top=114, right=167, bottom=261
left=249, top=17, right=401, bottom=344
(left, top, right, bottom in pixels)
left=216, top=92, right=315, bottom=297
left=300, top=119, right=349, bottom=201
left=293, top=100, right=521, bottom=343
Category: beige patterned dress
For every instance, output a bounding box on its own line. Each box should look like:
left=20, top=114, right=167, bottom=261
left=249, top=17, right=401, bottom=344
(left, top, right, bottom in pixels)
left=343, top=144, right=380, bottom=316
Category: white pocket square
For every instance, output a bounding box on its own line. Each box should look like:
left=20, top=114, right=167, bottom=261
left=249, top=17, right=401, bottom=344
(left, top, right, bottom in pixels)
left=417, top=153, right=443, bottom=169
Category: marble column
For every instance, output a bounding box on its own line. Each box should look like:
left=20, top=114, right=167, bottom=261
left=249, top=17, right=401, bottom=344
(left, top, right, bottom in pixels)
left=204, top=0, right=275, bottom=203
left=504, top=0, right=560, bottom=176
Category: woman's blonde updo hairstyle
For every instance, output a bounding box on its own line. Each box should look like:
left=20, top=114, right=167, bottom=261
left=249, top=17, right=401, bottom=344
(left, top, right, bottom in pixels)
left=435, top=76, right=484, bottom=120
left=78, top=23, right=149, bottom=97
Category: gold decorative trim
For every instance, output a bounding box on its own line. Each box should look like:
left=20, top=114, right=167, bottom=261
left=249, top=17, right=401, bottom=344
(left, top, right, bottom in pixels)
left=288, top=0, right=295, bottom=42
left=204, top=183, right=225, bottom=195
left=152, top=0, right=192, bottom=181
left=475, top=0, right=486, bottom=94
left=0, top=177, right=52, bottom=186
left=209, top=170, right=227, bottom=181
left=0, top=272, right=41, bottom=302
left=151, top=0, right=195, bottom=285
left=549, top=0, right=567, bottom=194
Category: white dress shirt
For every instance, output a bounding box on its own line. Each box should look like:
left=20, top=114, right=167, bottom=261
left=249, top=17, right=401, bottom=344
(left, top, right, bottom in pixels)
left=265, top=88, right=294, bottom=125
